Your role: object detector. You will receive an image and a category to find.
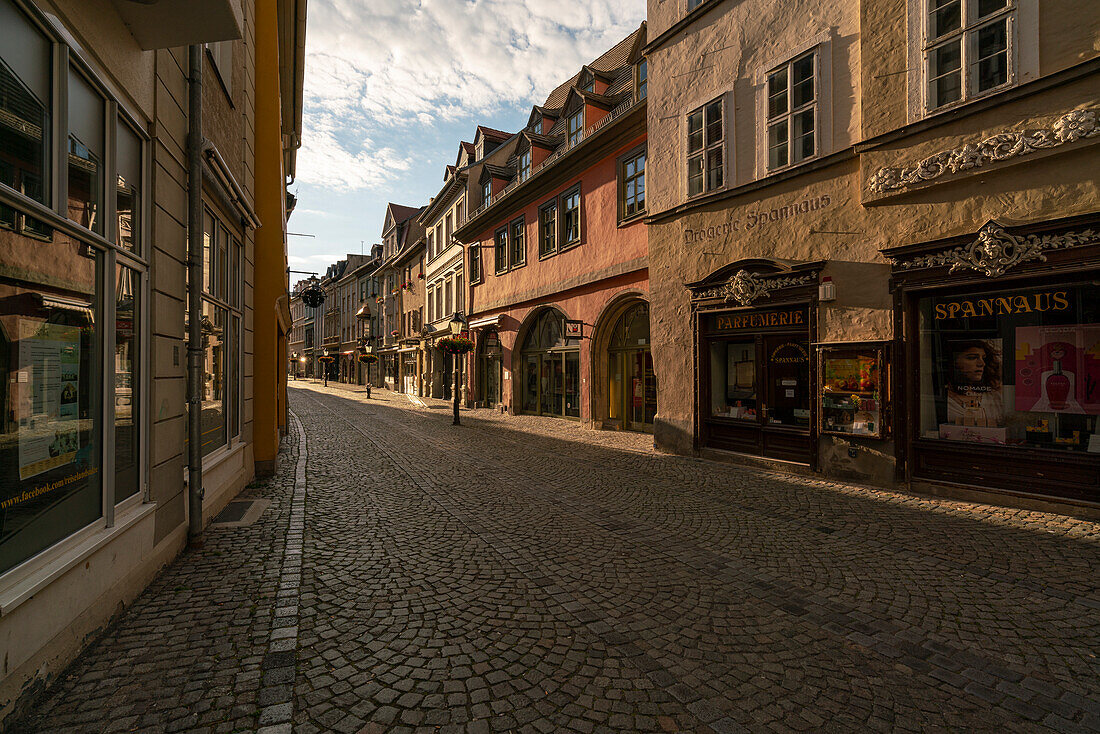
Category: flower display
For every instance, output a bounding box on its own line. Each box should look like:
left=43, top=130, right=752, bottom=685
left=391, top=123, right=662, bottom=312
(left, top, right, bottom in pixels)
left=438, top=335, right=475, bottom=354
left=357, top=353, right=378, bottom=364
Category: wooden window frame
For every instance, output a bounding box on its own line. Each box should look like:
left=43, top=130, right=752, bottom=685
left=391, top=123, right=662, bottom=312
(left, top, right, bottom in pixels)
left=618, top=144, right=647, bottom=223
left=686, top=96, right=725, bottom=197
left=510, top=217, right=526, bottom=269
left=765, top=51, right=818, bottom=172
left=538, top=198, right=558, bottom=260
left=494, top=226, right=508, bottom=274
left=559, top=185, right=582, bottom=251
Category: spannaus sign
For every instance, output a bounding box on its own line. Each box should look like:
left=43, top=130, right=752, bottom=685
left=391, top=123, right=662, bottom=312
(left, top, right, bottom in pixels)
left=934, top=291, right=1070, bottom=320
left=684, top=195, right=832, bottom=243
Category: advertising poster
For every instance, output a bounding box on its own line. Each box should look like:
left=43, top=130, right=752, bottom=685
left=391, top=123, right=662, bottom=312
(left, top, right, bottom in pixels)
left=1014, top=324, right=1100, bottom=415
left=942, top=338, right=1006, bottom=442
left=17, top=320, right=81, bottom=480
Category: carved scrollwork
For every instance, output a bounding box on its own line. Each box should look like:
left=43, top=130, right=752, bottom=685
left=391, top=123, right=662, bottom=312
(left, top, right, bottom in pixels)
left=868, top=108, right=1100, bottom=194
left=889, top=222, right=1097, bottom=278
left=694, top=269, right=816, bottom=304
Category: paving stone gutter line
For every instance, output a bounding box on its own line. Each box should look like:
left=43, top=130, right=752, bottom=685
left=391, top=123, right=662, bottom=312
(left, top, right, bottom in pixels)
left=256, top=409, right=308, bottom=734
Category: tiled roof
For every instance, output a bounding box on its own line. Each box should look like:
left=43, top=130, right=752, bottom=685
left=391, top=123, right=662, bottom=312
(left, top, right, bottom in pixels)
left=388, top=203, right=421, bottom=224
left=541, top=25, right=644, bottom=109
left=476, top=125, right=512, bottom=141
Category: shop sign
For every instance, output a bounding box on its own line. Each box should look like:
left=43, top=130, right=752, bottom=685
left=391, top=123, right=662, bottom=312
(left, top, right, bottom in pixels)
left=706, top=308, right=807, bottom=333
left=565, top=319, right=583, bottom=339
left=683, top=195, right=832, bottom=243
left=933, top=291, right=1070, bottom=320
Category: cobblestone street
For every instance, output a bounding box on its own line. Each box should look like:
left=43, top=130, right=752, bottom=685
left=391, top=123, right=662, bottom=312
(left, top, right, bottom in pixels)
left=18, top=382, right=1100, bottom=733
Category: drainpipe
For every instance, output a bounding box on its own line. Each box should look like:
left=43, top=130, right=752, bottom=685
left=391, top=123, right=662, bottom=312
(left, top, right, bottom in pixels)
left=187, top=44, right=204, bottom=546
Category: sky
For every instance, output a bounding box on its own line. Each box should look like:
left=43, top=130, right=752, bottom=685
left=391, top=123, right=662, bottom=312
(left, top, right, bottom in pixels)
left=287, top=0, right=647, bottom=278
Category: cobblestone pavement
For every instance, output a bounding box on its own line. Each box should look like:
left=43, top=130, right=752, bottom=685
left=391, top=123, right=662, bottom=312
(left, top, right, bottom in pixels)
left=17, top=381, right=1100, bottom=733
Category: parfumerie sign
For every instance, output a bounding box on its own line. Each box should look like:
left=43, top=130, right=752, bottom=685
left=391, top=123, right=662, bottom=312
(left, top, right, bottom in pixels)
left=707, top=307, right=807, bottom=333
left=684, top=194, right=832, bottom=243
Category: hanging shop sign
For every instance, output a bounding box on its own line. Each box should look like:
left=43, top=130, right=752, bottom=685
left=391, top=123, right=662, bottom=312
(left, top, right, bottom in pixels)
left=565, top=319, right=583, bottom=339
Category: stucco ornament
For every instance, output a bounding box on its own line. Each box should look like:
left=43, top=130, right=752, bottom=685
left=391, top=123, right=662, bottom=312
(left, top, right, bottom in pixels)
left=695, top=270, right=815, bottom=304
left=890, top=222, right=1097, bottom=277
left=867, top=108, right=1100, bottom=194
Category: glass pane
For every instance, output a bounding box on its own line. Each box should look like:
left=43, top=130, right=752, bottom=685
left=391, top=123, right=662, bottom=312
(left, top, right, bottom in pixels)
left=687, top=155, right=704, bottom=196
left=710, top=340, right=757, bottom=419
left=67, top=71, right=104, bottom=234
left=199, top=301, right=226, bottom=457
left=706, top=147, right=723, bottom=190
left=565, top=352, right=580, bottom=418
left=216, top=225, right=228, bottom=301
left=511, top=221, right=524, bottom=264
left=0, top=1, right=51, bottom=209
left=792, top=55, right=815, bottom=108
left=116, top=121, right=141, bottom=253
left=563, top=193, right=579, bottom=243
left=929, top=41, right=962, bottom=107
left=687, top=110, right=703, bottom=153
left=977, top=0, right=1006, bottom=18
left=609, top=351, right=622, bottom=420
left=930, top=0, right=961, bottom=38
left=974, top=20, right=1008, bottom=92
left=203, top=210, right=214, bottom=294
left=793, top=109, right=815, bottom=162
left=115, top=265, right=140, bottom=502
left=229, top=315, right=239, bottom=438
left=630, top=351, right=645, bottom=425
left=523, top=354, right=538, bottom=412
left=766, top=339, right=810, bottom=427
left=0, top=232, right=102, bottom=574
left=644, top=351, right=657, bottom=424
left=767, top=68, right=788, bottom=119
left=918, top=283, right=1100, bottom=451
left=768, top=120, right=789, bottom=169
left=705, top=101, right=722, bottom=146
left=822, top=349, right=882, bottom=436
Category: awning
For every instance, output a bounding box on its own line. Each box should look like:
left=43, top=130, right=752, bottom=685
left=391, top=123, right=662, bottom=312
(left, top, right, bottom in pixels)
left=467, top=314, right=502, bottom=330
left=398, top=346, right=418, bottom=353
left=355, top=304, right=371, bottom=319
left=341, top=350, right=354, bottom=355
left=41, top=294, right=94, bottom=322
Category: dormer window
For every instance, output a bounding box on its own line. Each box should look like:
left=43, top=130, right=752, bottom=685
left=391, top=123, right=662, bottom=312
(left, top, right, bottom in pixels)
left=481, top=180, right=491, bottom=204
left=518, top=150, right=531, bottom=182
left=581, top=78, right=594, bottom=93
left=568, top=109, right=584, bottom=147
left=637, top=59, right=647, bottom=99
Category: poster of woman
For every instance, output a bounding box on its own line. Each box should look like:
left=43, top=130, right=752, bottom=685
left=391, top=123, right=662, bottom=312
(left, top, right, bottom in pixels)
left=945, top=338, right=1005, bottom=429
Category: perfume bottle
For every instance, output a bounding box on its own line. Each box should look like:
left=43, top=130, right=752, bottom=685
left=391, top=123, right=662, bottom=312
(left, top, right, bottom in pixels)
left=1046, top=358, right=1070, bottom=410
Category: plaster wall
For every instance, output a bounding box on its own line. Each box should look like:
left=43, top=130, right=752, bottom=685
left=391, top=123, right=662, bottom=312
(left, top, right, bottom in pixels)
left=466, top=133, right=648, bottom=318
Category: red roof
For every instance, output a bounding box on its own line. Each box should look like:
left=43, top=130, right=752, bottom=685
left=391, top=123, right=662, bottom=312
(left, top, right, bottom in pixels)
left=476, top=125, right=512, bottom=141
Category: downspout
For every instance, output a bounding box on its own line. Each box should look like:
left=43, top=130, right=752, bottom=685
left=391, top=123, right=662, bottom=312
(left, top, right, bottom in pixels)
left=187, top=44, right=205, bottom=546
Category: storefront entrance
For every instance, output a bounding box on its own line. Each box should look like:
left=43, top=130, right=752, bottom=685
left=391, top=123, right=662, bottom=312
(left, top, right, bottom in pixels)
left=608, top=303, right=656, bottom=432
left=520, top=309, right=580, bottom=419
left=478, top=329, right=502, bottom=408
left=701, top=307, right=813, bottom=463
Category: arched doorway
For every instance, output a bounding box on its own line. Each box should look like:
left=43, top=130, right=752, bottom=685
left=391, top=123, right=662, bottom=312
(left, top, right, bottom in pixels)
left=519, top=309, right=580, bottom=419
left=477, top=329, right=502, bottom=407
left=608, top=302, right=656, bottom=432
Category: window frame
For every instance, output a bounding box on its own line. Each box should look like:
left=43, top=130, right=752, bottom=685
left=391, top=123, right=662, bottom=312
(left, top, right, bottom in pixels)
left=517, top=149, right=531, bottom=182
left=510, top=217, right=526, bottom=269
left=685, top=95, right=725, bottom=198
left=494, top=226, right=508, bottom=274
left=559, top=185, right=582, bottom=251
left=469, top=242, right=482, bottom=284
left=922, top=0, right=1016, bottom=113
left=538, top=198, right=558, bottom=259
left=567, top=108, right=584, bottom=147
left=764, top=50, right=818, bottom=172
left=618, top=144, right=647, bottom=223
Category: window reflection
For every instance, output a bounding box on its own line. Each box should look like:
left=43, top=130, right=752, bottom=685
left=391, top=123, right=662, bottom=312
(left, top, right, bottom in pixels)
left=115, top=265, right=139, bottom=501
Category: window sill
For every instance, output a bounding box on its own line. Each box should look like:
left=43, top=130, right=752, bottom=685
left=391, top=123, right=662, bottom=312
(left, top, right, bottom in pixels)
left=538, top=250, right=558, bottom=262
left=559, top=240, right=582, bottom=253
left=617, top=210, right=647, bottom=228
left=0, top=500, right=158, bottom=615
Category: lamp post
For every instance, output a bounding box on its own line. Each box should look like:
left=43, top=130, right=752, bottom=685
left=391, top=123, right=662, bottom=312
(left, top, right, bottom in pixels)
left=322, top=348, right=330, bottom=387
left=449, top=311, right=467, bottom=426
left=298, top=355, right=306, bottom=379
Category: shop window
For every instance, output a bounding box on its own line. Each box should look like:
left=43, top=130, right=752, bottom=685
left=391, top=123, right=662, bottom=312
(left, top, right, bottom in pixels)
left=510, top=218, right=526, bottom=267
left=687, top=98, right=723, bottom=196
left=820, top=344, right=887, bottom=438
left=620, top=147, right=646, bottom=220
left=539, top=200, right=557, bottom=258
left=710, top=341, right=758, bottom=420
left=67, top=69, right=105, bottom=234
left=0, top=239, right=103, bottom=574
left=114, top=265, right=141, bottom=501
left=766, top=52, right=816, bottom=170
left=918, top=282, right=1100, bottom=452
left=115, top=120, right=142, bottom=253
left=0, top=0, right=51, bottom=219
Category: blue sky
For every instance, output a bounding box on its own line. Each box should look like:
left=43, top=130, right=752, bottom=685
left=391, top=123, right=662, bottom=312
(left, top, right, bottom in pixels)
left=287, top=0, right=646, bottom=276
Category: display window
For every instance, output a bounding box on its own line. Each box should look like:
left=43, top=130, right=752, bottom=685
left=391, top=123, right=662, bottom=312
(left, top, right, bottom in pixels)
left=820, top=344, right=887, bottom=438
left=918, top=282, right=1100, bottom=453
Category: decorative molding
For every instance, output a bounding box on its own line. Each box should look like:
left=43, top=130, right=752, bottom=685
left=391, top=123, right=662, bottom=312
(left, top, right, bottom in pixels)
left=888, top=221, right=1097, bottom=277
left=867, top=108, right=1100, bottom=194
left=694, top=269, right=816, bottom=305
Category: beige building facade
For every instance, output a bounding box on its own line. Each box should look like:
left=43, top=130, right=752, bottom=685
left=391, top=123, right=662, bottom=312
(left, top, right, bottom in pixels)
left=645, top=0, right=1099, bottom=510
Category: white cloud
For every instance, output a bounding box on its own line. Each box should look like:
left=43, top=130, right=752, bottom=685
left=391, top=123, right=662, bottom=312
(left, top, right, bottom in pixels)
left=296, top=0, right=645, bottom=193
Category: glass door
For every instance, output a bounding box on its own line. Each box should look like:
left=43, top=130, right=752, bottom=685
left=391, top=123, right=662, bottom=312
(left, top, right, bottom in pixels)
left=764, top=336, right=810, bottom=427
left=564, top=352, right=580, bottom=418
left=523, top=354, right=539, bottom=412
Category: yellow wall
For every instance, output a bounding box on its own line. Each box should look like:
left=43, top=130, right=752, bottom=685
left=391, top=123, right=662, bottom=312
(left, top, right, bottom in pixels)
left=252, top=0, right=289, bottom=473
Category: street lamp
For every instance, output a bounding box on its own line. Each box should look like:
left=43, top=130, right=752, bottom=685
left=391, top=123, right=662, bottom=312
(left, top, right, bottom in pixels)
left=322, top=348, right=330, bottom=387
left=449, top=311, right=467, bottom=426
